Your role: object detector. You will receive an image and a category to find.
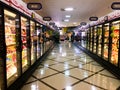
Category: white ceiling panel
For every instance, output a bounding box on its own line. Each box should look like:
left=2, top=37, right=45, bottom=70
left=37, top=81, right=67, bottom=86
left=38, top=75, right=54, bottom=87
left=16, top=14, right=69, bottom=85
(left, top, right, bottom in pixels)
left=23, top=0, right=119, bottom=27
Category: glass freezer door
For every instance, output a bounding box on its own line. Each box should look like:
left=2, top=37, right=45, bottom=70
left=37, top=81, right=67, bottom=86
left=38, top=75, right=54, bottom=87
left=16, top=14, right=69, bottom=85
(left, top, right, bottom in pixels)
left=97, top=25, right=102, bottom=56
left=90, top=27, right=93, bottom=51
left=4, top=10, right=18, bottom=84
left=21, top=17, right=28, bottom=72
left=30, top=21, right=36, bottom=64
left=111, top=21, right=120, bottom=66
left=103, top=23, right=109, bottom=60
left=93, top=26, right=97, bottom=53
left=36, top=23, right=41, bottom=59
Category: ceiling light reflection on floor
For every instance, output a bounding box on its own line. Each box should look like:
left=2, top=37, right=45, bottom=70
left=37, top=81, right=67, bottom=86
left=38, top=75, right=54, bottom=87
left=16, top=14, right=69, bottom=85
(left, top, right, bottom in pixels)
left=65, top=86, right=72, bottom=90
left=64, top=71, right=70, bottom=76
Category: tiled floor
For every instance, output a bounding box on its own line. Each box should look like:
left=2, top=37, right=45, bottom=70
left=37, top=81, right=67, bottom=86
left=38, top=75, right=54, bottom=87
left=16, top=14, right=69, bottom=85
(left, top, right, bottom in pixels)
left=21, top=41, right=120, bottom=90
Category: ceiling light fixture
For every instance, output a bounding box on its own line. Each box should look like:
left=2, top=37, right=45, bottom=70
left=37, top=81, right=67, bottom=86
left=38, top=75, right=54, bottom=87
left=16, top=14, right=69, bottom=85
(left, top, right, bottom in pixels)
left=64, top=7, right=74, bottom=11
left=64, top=19, right=69, bottom=22
left=65, top=15, right=71, bottom=18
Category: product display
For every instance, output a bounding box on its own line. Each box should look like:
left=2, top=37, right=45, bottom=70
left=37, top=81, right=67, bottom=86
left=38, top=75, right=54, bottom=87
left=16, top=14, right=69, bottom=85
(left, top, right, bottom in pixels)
left=4, top=10, right=17, bottom=79
left=21, top=17, right=28, bottom=69
left=36, top=24, right=41, bottom=59
left=103, top=23, right=109, bottom=60
left=30, top=21, right=35, bottom=64
left=111, top=21, right=120, bottom=65
left=90, top=27, right=93, bottom=51
left=93, top=26, right=97, bottom=53
left=97, top=25, right=102, bottom=56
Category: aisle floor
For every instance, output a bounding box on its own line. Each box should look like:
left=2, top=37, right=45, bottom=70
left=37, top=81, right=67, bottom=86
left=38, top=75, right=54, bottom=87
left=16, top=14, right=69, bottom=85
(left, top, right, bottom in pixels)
left=21, top=41, right=120, bottom=90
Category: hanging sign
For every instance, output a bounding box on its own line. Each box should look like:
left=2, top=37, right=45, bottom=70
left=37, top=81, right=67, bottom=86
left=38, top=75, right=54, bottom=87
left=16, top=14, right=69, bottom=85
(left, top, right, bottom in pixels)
left=43, top=17, right=52, bottom=21
left=27, top=3, right=42, bottom=10
left=80, top=22, right=87, bottom=26
left=104, top=16, right=108, bottom=22
left=49, top=22, right=55, bottom=26
left=111, top=2, right=120, bottom=10
left=89, top=17, right=98, bottom=21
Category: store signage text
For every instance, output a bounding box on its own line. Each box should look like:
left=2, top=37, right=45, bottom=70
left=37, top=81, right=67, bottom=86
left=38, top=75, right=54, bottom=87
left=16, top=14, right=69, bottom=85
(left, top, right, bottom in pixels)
left=89, top=17, right=98, bottom=21
left=111, top=2, right=120, bottom=10
left=27, top=3, right=42, bottom=10
left=43, top=17, right=52, bottom=21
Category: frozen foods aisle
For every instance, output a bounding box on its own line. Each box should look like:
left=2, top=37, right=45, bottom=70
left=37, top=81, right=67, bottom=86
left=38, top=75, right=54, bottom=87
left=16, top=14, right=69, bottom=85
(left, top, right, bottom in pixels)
left=21, top=41, right=120, bottom=90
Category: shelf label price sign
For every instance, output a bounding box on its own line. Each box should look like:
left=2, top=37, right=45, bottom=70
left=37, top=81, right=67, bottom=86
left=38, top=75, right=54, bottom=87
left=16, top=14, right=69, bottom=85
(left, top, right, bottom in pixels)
left=43, top=17, right=52, bottom=21
left=27, top=3, right=42, bottom=10
left=89, top=17, right=98, bottom=21
left=111, top=2, right=120, bottom=10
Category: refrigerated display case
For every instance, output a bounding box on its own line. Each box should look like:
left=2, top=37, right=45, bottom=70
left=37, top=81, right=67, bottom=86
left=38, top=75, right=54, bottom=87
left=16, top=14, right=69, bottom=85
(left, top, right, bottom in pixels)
left=86, top=29, right=89, bottom=50
left=110, top=21, right=120, bottom=66
left=97, top=25, right=102, bottom=56
left=30, top=21, right=36, bottom=64
left=89, top=27, right=93, bottom=51
left=93, top=26, right=97, bottom=53
left=21, top=17, right=28, bottom=71
left=103, top=23, right=109, bottom=60
left=36, top=23, right=41, bottom=59
left=4, top=9, right=18, bottom=82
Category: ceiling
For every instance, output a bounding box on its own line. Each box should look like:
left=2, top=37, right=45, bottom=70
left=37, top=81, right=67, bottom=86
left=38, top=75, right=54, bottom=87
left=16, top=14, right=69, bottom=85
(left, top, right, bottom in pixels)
left=22, top=0, right=119, bottom=27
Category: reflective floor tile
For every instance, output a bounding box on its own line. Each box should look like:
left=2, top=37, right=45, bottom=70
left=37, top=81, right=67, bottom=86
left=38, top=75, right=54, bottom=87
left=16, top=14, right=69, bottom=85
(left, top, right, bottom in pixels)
left=81, top=64, right=104, bottom=72
left=42, top=73, right=78, bottom=90
left=72, top=82, right=104, bottom=90
left=99, top=70, right=117, bottom=78
left=33, top=68, right=58, bottom=79
left=64, top=60, right=84, bottom=67
left=63, top=68, right=93, bottom=79
left=55, top=57, right=71, bottom=62
left=85, top=74, right=120, bottom=90
left=21, top=81, right=53, bottom=90
left=90, top=61, right=101, bottom=66
left=42, top=60, right=58, bottom=66
left=25, top=77, right=37, bottom=84
left=49, top=63, right=74, bottom=71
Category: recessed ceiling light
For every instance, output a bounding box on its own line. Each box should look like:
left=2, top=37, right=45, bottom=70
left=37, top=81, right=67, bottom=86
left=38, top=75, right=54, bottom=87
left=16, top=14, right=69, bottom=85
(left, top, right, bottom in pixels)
left=65, top=15, right=71, bottom=18
left=64, top=19, right=69, bottom=22
left=64, top=7, right=74, bottom=11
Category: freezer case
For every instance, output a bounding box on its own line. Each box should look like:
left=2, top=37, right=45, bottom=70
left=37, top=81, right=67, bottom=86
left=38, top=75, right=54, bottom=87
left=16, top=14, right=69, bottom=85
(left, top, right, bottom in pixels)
left=103, top=23, right=109, bottom=60
left=97, top=25, right=102, bottom=56
left=21, top=17, right=28, bottom=72
left=110, top=20, right=120, bottom=66
left=30, top=21, right=36, bottom=64
left=89, top=27, right=93, bottom=51
left=93, top=26, right=97, bottom=53
left=4, top=9, right=18, bottom=85
left=36, top=23, right=41, bottom=59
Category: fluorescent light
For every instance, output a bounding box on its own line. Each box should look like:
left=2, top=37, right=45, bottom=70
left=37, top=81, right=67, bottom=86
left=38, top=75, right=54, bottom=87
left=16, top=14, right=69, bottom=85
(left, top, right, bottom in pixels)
left=4, top=10, right=16, bottom=18
left=64, top=19, right=69, bottom=22
left=65, top=15, right=71, bottom=18
left=73, top=22, right=77, bottom=25
left=64, top=7, right=74, bottom=11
